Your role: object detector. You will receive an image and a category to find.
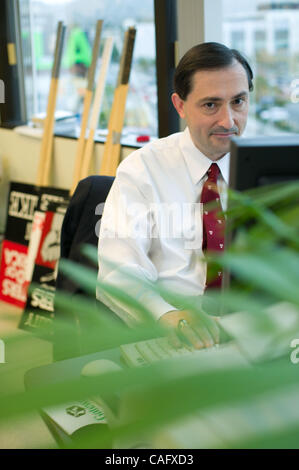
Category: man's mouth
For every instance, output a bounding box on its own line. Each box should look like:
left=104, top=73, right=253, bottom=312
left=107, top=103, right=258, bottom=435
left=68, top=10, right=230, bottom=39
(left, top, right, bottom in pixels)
left=210, top=128, right=238, bottom=138
left=211, top=132, right=236, bottom=137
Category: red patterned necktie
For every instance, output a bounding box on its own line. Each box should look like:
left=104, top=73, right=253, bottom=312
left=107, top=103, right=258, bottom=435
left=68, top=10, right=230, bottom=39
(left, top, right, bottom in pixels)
left=200, top=163, right=225, bottom=288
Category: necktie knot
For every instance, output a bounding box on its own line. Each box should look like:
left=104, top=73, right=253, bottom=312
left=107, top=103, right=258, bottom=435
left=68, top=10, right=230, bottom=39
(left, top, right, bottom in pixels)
left=207, top=163, right=220, bottom=182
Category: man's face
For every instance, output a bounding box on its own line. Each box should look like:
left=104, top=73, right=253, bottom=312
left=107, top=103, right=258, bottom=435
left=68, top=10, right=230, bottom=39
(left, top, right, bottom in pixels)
left=172, top=61, right=250, bottom=160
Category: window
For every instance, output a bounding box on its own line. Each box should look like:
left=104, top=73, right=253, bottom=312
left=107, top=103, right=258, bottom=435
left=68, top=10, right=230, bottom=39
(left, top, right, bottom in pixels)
left=231, top=31, right=245, bottom=51
left=274, top=29, right=289, bottom=51
left=254, top=30, right=266, bottom=52
left=223, top=0, right=299, bottom=136
left=19, top=0, right=158, bottom=140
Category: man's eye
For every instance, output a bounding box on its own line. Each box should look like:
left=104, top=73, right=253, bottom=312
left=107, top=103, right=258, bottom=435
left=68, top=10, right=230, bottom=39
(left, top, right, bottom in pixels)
left=204, top=102, right=215, bottom=109
left=233, top=98, right=245, bottom=106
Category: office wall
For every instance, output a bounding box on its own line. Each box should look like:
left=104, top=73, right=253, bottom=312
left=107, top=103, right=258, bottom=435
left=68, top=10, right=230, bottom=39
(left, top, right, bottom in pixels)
left=0, top=127, right=134, bottom=232
left=176, top=0, right=222, bottom=60
left=175, top=0, right=223, bottom=131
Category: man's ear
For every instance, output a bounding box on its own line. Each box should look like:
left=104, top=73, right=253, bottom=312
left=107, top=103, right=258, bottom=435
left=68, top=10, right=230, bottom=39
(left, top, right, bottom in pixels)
left=171, top=93, right=185, bottom=119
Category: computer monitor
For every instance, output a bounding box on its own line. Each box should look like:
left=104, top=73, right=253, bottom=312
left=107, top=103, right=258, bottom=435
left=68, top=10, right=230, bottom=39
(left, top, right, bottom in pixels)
left=229, top=135, right=299, bottom=190
left=222, top=134, right=299, bottom=291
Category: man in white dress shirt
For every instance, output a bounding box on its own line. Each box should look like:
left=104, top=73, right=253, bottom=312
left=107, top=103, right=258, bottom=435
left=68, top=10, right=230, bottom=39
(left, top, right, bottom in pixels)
left=97, top=42, right=253, bottom=348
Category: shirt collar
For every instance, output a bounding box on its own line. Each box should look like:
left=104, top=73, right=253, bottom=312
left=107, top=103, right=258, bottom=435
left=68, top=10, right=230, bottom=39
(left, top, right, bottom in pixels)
left=179, top=127, right=230, bottom=185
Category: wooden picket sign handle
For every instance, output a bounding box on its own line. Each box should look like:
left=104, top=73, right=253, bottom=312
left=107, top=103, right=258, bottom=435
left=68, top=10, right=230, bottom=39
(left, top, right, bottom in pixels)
left=70, top=19, right=103, bottom=195
left=36, top=79, right=56, bottom=185
left=70, top=90, right=92, bottom=192
left=100, top=27, right=136, bottom=176
left=80, top=37, right=114, bottom=180
left=41, top=78, right=60, bottom=186
left=36, top=21, right=66, bottom=186
left=99, top=84, right=129, bottom=176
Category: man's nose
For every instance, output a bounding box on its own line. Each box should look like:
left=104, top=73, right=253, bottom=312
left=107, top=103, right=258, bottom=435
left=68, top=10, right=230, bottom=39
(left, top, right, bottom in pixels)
left=217, top=105, right=234, bottom=129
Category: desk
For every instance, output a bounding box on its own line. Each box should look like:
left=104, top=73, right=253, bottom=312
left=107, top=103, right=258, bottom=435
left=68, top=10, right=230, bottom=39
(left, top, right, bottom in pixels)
left=22, top=303, right=299, bottom=449
left=24, top=346, right=131, bottom=448
left=24, top=339, right=249, bottom=449
left=25, top=347, right=122, bottom=389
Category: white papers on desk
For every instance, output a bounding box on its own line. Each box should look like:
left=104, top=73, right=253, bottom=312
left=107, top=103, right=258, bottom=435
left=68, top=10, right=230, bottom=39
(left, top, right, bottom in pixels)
left=220, top=301, right=299, bottom=363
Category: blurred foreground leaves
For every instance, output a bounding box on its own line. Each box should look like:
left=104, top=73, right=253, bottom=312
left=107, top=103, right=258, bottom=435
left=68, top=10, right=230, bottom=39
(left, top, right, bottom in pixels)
left=0, top=182, right=299, bottom=448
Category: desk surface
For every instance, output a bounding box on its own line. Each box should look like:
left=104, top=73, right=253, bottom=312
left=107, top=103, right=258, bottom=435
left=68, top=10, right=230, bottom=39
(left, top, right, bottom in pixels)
left=13, top=302, right=299, bottom=449
left=24, top=346, right=122, bottom=389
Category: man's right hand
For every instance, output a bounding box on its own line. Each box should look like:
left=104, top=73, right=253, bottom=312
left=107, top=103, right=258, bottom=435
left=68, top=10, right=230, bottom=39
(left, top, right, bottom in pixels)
left=158, top=309, right=221, bottom=350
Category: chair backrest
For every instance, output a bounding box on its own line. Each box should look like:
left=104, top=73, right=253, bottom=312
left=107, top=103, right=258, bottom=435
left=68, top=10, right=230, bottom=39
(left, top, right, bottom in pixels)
left=54, top=175, right=115, bottom=361
left=56, top=174, right=115, bottom=294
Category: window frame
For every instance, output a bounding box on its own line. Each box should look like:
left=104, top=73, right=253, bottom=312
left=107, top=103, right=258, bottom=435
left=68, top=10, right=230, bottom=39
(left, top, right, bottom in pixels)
left=0, top=0, right=27, bottom=128
left=154, top=0, right=179, bottom=137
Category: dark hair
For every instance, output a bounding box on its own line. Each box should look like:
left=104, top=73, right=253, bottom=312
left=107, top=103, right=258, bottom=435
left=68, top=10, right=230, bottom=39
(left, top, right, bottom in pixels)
left=174, top=42, right=254, bottom=100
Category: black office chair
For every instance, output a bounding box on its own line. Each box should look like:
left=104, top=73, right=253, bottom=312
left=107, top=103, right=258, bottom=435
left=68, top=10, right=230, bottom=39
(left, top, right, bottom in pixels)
left=54, top=175, right=116, bottom=361
left=56, top=175, right=114, bottom=294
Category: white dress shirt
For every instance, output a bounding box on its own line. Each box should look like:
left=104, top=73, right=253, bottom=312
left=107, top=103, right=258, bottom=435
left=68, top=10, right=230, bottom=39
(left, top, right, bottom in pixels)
left=97, top=127, right=230, bottom=325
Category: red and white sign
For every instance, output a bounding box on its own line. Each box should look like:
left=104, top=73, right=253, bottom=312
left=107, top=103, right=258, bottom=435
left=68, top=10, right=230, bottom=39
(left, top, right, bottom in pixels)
left=0, top=240, right=28, bottom=308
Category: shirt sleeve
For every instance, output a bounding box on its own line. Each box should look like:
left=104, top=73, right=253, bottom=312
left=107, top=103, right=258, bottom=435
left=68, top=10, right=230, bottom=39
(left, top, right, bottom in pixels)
left=97, top=163, right=178, bottom=326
